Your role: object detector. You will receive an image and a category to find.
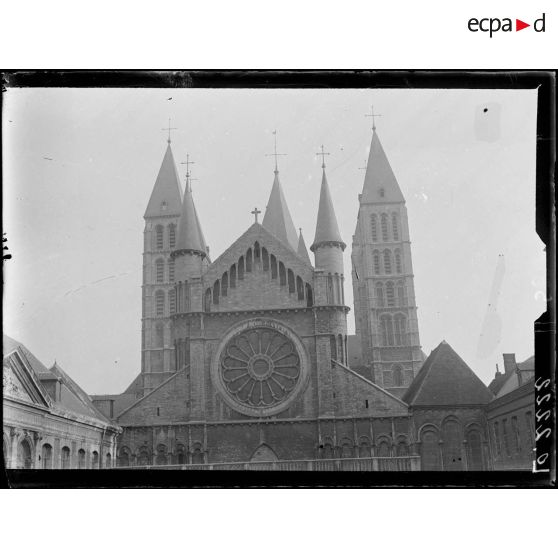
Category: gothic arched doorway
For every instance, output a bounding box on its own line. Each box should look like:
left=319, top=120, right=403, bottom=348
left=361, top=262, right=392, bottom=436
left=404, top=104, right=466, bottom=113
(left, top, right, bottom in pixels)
left=250, top=444, right=279, bottom=463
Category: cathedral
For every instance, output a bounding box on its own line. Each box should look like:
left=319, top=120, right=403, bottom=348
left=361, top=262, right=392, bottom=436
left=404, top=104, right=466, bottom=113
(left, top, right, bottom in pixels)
left=86, top=119, right=528, bottom=472
left=4, top=117, right=535, bottom=473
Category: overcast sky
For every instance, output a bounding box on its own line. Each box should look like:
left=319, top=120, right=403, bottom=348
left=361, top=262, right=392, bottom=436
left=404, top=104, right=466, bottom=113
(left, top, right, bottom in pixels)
left=3, top=86, right=544, bottom=394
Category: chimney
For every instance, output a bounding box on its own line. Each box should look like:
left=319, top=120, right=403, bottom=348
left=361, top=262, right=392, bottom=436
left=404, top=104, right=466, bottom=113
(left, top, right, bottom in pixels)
left=502, top=353, right=517, bottom=374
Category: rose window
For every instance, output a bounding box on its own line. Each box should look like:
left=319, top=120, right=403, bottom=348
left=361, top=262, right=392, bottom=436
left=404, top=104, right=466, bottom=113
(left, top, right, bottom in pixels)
left=220, top=327, right=301, bottom=409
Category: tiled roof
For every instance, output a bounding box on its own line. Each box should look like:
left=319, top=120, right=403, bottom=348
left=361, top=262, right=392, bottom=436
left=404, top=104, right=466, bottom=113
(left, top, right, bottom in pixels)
left=403, top=341, right=493, bottom=406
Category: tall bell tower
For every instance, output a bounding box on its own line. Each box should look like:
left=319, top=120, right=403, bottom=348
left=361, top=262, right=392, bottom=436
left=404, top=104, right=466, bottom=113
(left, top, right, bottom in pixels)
left=351, top=116, right=422, bottom=392
left=140, top=135, right=183, bottom=394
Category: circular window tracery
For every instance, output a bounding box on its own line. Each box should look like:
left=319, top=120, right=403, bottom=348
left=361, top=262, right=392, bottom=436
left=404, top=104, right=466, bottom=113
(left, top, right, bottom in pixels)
left=212, top=319, right=308, bottom=417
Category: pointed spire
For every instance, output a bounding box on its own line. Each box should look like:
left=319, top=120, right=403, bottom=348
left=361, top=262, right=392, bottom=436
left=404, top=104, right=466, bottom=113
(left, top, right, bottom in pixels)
left=297, top=228, right=312, bottom=266
left=144, top=143, right=183, bottom=218
left=262, top=170, right=299, bottom=252
left=361, top=130, right=405, bottom=204
left=175, top=174, right=207, bottom=256
left=311, top=167, right=345, bottom=251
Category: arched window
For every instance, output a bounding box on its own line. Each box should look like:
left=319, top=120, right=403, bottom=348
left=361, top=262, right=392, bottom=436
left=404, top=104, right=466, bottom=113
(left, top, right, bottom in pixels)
left=493, top=421, right=501, bottom=457
left=137, top=447, right=150, bottom=466
left=229, top=264, right=236, bottom=288
left=421, top=429, right=441, bottom=471
left=192, top=446, right=204, bottom=464
left=105, top=453, right=112, bottom=469
left=392, top=213, right=400, bottom=241
left=511, top=416, right=520, bottom=454
left=397, top=281, right=406, bottom=306
left=78, top=449, right=86, bottom=469
left=254, top=242, right=261, bottom=265
left=168, top=223, right=176, bottom=249
left=221, top=272, right=228, bottom=297
left=155, top=444, right=167, bottom=466
left=386, top=282, right=395, bottom=307
left=373, top=250, right=381, bottom=275
left=279, top=262, right=286, bottom=286
left=394, top=314, right=407, bottom=345
left=380, top=315, right=394, bottom=346
left=375, top=283, right=384, bottom=307
left=238, top=256, right=245, bottom=280
left=155, top=225, right=164, bottom=250
left=288, top=269, right=295, bottom=293
left=381, top=213, right=389, bottom=241
left=155, top=322, right=164, bottom=348
left=395, top=250, right=402, bottom=274
left=370, top=214, right=378, bottom=242
left=204, top=288, right=212, bottom=312
left=327, top=275, right=334, bottom=303
left=42, top=443, right=53, bottom=469
left=466, top=429, right=484, bottom=470
left=396, top=441, right=410, bottom=470
left=305, top=284, right=313, bottom=307
left=340, top=441, right=353, bottom=458
left=155, top=290, right=165, bottom=316
left=60, top=447, right=70, bottom=468
left=392, top=365, right=403, bottom=386
left=377, top=440, right=391, bottom=470
left=270, top=255, right=278, bottom=279
left=246, top=248, right=253, bottom=272
left=330, top=335, right=337, bottom=360
left=383, top=250, right=392, bottom=274
left=118, top=448, right=130, bottom=468
left=18, top=439, right=33, bottom=469
left=168, top=260, right=175, bottom=282
left=296, top=276, right=304, bottom=300
left=213, top=280, right=220, bottom=304
left=176, top=445, right=186, bottom=465
left=442, top=420, right=463, bottom=471
left=155, top=259, right=164, bottom=283
left=92, top=450, right=99, bottom=469
left=169, top=289, right=176, bottom=314
left=262, top=248, right=269, bottom=271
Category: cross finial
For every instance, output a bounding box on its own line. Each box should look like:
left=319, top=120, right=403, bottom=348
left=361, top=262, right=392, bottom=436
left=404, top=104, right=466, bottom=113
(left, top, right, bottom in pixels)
left=265, top=129, right=287, bottom=173
left=315, top=144, right=331, bottom=169
left=251, top=207, right=262, bottom=223
left=162, top=118, right=178, bottom=144
left=365, top=105, right=382, bottom=131
left=181, top=154, right=195, bottom=178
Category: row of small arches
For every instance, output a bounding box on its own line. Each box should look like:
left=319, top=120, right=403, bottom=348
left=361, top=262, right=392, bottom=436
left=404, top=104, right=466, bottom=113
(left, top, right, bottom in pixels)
left=118, top=444, right=204, bottom=467
left=372, top=248, right=404, bottom=275
left=154, top=223, right=176, bottom=251
left=204, top=242, right=314, bottom=310
left=9, top=439, right=111, bottom=469
left=375, top=280, right=408, bottom=308
left=370, top=212, right=400, bottom=243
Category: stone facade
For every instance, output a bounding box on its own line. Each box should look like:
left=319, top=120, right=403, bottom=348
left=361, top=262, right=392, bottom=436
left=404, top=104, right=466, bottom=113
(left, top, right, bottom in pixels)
left=3, top=336, right=120, bottom=469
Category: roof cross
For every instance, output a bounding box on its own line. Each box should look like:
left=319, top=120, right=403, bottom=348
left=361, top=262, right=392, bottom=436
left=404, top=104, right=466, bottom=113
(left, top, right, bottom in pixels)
left=315, top=144, right=331, bottom=169
left=251, top=207, right=261, bottom=224
left=162, top=118, right=178, bottom=144
left=181, top=154, right=195, bottom=178
left=265, top=130, right=287, bottom=172
left=365, top=105, right=382, bottom=131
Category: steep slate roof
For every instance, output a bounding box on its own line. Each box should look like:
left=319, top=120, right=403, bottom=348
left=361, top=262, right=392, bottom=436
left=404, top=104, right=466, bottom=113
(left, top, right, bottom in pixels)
left=3, top=335, right=117, bottom=428
left=144, top=143, right=183, bottom=218
left=403, top=341, right=493, bottom=406
left=297, top=229, right=312, bottom=266
left=311, top=169, right=344, bottom=250
left=262, top=170, right=299, bottom=252
left=175, top=179, right=207, bottom=254
left=361, top=130, right=405, bottom=204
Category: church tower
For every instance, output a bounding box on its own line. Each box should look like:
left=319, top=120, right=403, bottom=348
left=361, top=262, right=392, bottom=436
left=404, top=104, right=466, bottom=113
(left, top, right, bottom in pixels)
left=351, top=121, right=422, bottom=392
left=141, top=139, right=183, bottom=394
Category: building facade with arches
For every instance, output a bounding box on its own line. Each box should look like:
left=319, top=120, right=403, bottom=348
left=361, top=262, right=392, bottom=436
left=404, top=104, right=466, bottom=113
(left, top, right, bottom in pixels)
left=3, top=335, right=120, bottom=469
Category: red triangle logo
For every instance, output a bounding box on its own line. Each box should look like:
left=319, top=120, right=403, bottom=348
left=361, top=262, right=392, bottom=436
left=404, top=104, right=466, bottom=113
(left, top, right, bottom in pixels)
left=516, top=19, right=530, bottom=31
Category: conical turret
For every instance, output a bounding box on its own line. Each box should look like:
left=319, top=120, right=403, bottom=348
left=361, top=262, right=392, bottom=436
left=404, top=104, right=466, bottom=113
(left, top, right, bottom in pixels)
left=144, top=143, right=183, bottom=218
left=262, top=169, right=299, bottom=252
left=175, top=177, right=207, bottom=256
left=311, top=168, right=345, bottom=252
